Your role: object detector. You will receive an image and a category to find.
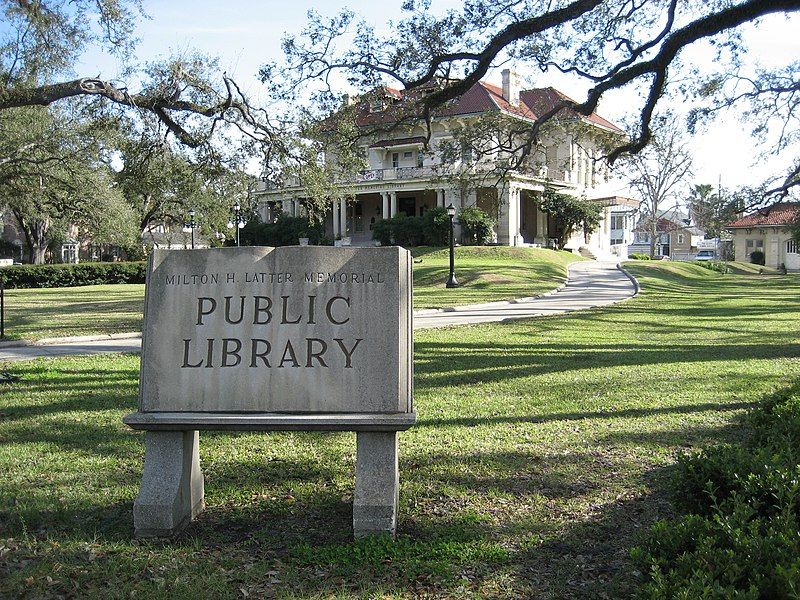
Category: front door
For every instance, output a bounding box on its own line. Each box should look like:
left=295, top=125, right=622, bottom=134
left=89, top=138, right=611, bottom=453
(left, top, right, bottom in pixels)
left=398, top=197, right=415, bottom=217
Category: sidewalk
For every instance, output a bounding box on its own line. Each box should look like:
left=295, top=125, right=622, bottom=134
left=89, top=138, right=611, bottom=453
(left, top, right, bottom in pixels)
left=0, top=261, right=637, bottom=362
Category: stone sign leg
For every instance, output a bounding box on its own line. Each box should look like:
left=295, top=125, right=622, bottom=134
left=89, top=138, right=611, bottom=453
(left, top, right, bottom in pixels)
left=353, top=431, right=399, bottom=537
left=133, top=430, right=205, bottom=538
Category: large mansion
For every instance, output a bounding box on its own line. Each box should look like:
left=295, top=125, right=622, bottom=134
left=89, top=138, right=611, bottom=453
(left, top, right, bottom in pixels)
left=256, top=70, right=637, bottom=256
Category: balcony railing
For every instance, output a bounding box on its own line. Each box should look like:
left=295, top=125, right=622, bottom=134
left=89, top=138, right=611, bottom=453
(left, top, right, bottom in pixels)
left=261, top=163, right=555, bottom=191
left=356, top=166, right=435, bottom=182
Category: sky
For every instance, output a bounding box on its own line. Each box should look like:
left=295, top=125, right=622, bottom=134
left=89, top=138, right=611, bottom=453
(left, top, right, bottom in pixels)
left=75, top=0, right=800, bottom=195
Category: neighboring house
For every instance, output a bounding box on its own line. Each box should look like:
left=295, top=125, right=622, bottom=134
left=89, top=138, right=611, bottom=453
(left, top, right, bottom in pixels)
left=630, top=208, right=706, bottom=259
left=256, top=69, right=633, bottom=256
left=726, top=203, right=800, bottom=270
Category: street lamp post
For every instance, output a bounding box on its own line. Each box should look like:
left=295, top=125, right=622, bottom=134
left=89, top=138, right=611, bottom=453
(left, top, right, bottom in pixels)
left=446, top=203, right=459, bottom=288
left=227, top=202, right=246, bottom=246
left=182, top=208, right=197, bottom=249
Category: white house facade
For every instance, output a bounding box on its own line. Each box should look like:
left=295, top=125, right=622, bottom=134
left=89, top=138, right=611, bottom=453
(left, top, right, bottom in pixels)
left=256, top=70, right=635, bottom=257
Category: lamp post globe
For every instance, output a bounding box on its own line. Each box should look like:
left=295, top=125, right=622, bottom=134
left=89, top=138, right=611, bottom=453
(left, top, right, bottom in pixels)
left=446, top=203, right=459, bottom=288
left=186, top=208, right=197, bottom=249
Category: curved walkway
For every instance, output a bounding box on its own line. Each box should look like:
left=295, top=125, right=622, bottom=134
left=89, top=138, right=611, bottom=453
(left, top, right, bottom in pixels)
left=415, top=260, right=636, bottom=328
left=0, top=261, right=637, bottom=362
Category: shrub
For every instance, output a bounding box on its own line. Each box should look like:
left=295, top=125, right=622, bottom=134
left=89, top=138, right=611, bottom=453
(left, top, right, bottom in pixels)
left=696, top=260, right=729, bottom=273
left=629, top=253, right=651, bottom=260
left=0, top=261, right=147, bottom=289
left=391, top=213, right=424, bottom=247
left=371, top=213, right=425, bottom=247
left=371, top=218, right=392, bottom=246
left=633, top=382, right=800, bottom=598
left=240, top=214, right=327, bottom=247
left=421, top=206, right=450, bottom=246
left=750, top=250, right=766, bottom=265
left=459, top=205, right=495, bottom=245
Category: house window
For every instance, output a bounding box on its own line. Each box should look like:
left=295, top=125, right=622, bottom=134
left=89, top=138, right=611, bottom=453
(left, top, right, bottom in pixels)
left=461, top=144, right=474, bottom=163
left=610, top=214, right=625, bottom=230
left=403, top=151, right=413, bottom=159
left=788, top=239, right=798, bottom=254
left=634, top=232, right=649, bottom=243
left=392, top=152, right=399, bottom=168
left=677, top=234, right=685, bottom=244
left=610, top=237, right=623, bottom=246
left=746, top=239, right=764, bottom=250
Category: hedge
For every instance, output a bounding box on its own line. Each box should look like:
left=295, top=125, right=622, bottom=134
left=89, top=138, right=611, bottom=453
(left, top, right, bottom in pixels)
left=632, top=382, right=800, bottom=598
left=0, top=261, right=147, bottom=289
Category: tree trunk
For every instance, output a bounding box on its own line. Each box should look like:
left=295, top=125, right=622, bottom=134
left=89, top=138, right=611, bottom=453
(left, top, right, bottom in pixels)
left=18, top=214, right=51, bottom=264
left=649, top=217, right=657, bottom=258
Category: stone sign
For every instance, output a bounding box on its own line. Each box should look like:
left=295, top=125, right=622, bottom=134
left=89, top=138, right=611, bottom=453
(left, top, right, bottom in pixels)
left=125, top=246, right=415, bottom=538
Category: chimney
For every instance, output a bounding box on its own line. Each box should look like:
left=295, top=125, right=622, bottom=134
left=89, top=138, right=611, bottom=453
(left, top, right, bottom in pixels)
left=501, top=69, right=520, bottom=107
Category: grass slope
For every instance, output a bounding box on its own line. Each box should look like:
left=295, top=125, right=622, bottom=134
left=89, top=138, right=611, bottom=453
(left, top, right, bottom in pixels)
left=411, top=247, right=581, bottom=308
left=1, top=247, right=579, bottom=340
left=1, top=263, right=798, bottom=598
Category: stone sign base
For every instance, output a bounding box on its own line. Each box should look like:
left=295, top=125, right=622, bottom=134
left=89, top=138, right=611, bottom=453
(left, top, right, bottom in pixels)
left=125, top=412, right=415, bottom=538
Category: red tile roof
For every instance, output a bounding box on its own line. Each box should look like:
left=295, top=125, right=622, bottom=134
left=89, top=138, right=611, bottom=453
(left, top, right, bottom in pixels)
left=349, top=80, right=624, bottom=134
left=727, top=203, right=800, bottom=228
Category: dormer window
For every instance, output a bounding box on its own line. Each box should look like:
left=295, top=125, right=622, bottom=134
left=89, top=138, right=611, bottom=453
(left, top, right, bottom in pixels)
left=369, top=99, right=384, bottom=112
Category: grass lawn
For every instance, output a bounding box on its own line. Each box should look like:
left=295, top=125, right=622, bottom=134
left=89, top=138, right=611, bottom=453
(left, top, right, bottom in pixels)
left=1, top=284, right=145, bottom=341
left=1, top=262, right=798, bottom=597
left=411, top=246, right=581, bottom=308
left=1, top=247, right=579, bottom=341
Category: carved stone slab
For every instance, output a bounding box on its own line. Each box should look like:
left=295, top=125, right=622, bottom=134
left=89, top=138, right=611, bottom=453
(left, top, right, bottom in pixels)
left=138, top=246, right=412, bottom=415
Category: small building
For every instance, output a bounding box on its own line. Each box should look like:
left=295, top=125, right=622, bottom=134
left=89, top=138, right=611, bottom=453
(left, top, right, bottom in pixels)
left=726, top=203, right=800, bottom=270
left=629, top=208, right=706, bottom=259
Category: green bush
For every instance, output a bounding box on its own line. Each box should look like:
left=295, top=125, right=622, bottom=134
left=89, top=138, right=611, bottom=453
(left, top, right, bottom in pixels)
left=240, top=213, right=327, bottom=247
left=459, top=205, right=495, bottom=245
left=391, top=213, right=424, bottom=247
left=371, top=213, right=425, bottom=247
left=750, top=250, right=766, bottom=265
left=629, top=252, right=651, bottom=260
left=633, top=382, right=800, bottom=598
left=0, top=261, right=147, bottom=289
left=696, top=260, right=729, bottom=273
left=371, top=218, right=392, bottom=246
left=421, top=206, right=450, bottom=246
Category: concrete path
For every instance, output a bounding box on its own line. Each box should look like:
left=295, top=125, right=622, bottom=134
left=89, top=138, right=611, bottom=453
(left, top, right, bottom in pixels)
left=414, top=260, right=636, bottom=328
left=0, top=261, right=636, bottom=363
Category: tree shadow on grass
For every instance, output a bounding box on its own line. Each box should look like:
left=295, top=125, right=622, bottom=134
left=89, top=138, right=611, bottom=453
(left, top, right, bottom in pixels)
left=414, top=337, right=800, bottom=387
left=0, top=401, right=754, bottom=599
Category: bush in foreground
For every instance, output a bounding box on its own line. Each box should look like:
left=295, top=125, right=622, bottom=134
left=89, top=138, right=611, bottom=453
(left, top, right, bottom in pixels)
left=0, top=261, right=146, bottom=289
left=633, top=382, right=800, bottom=598
left=629, top=253, right=651, bottom=260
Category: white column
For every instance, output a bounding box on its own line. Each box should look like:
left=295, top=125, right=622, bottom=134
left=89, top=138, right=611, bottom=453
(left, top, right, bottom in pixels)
left=332, top=199, right=340, bottom=237
left=340, top=198, right=348, bottom=237
left=382, top=192, right=389, bottom=220
left=390, top=191, right=398, bottom=217
left=497, top=184, right=519, bottom=246
left=436, top=189, right=444, bottom=208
